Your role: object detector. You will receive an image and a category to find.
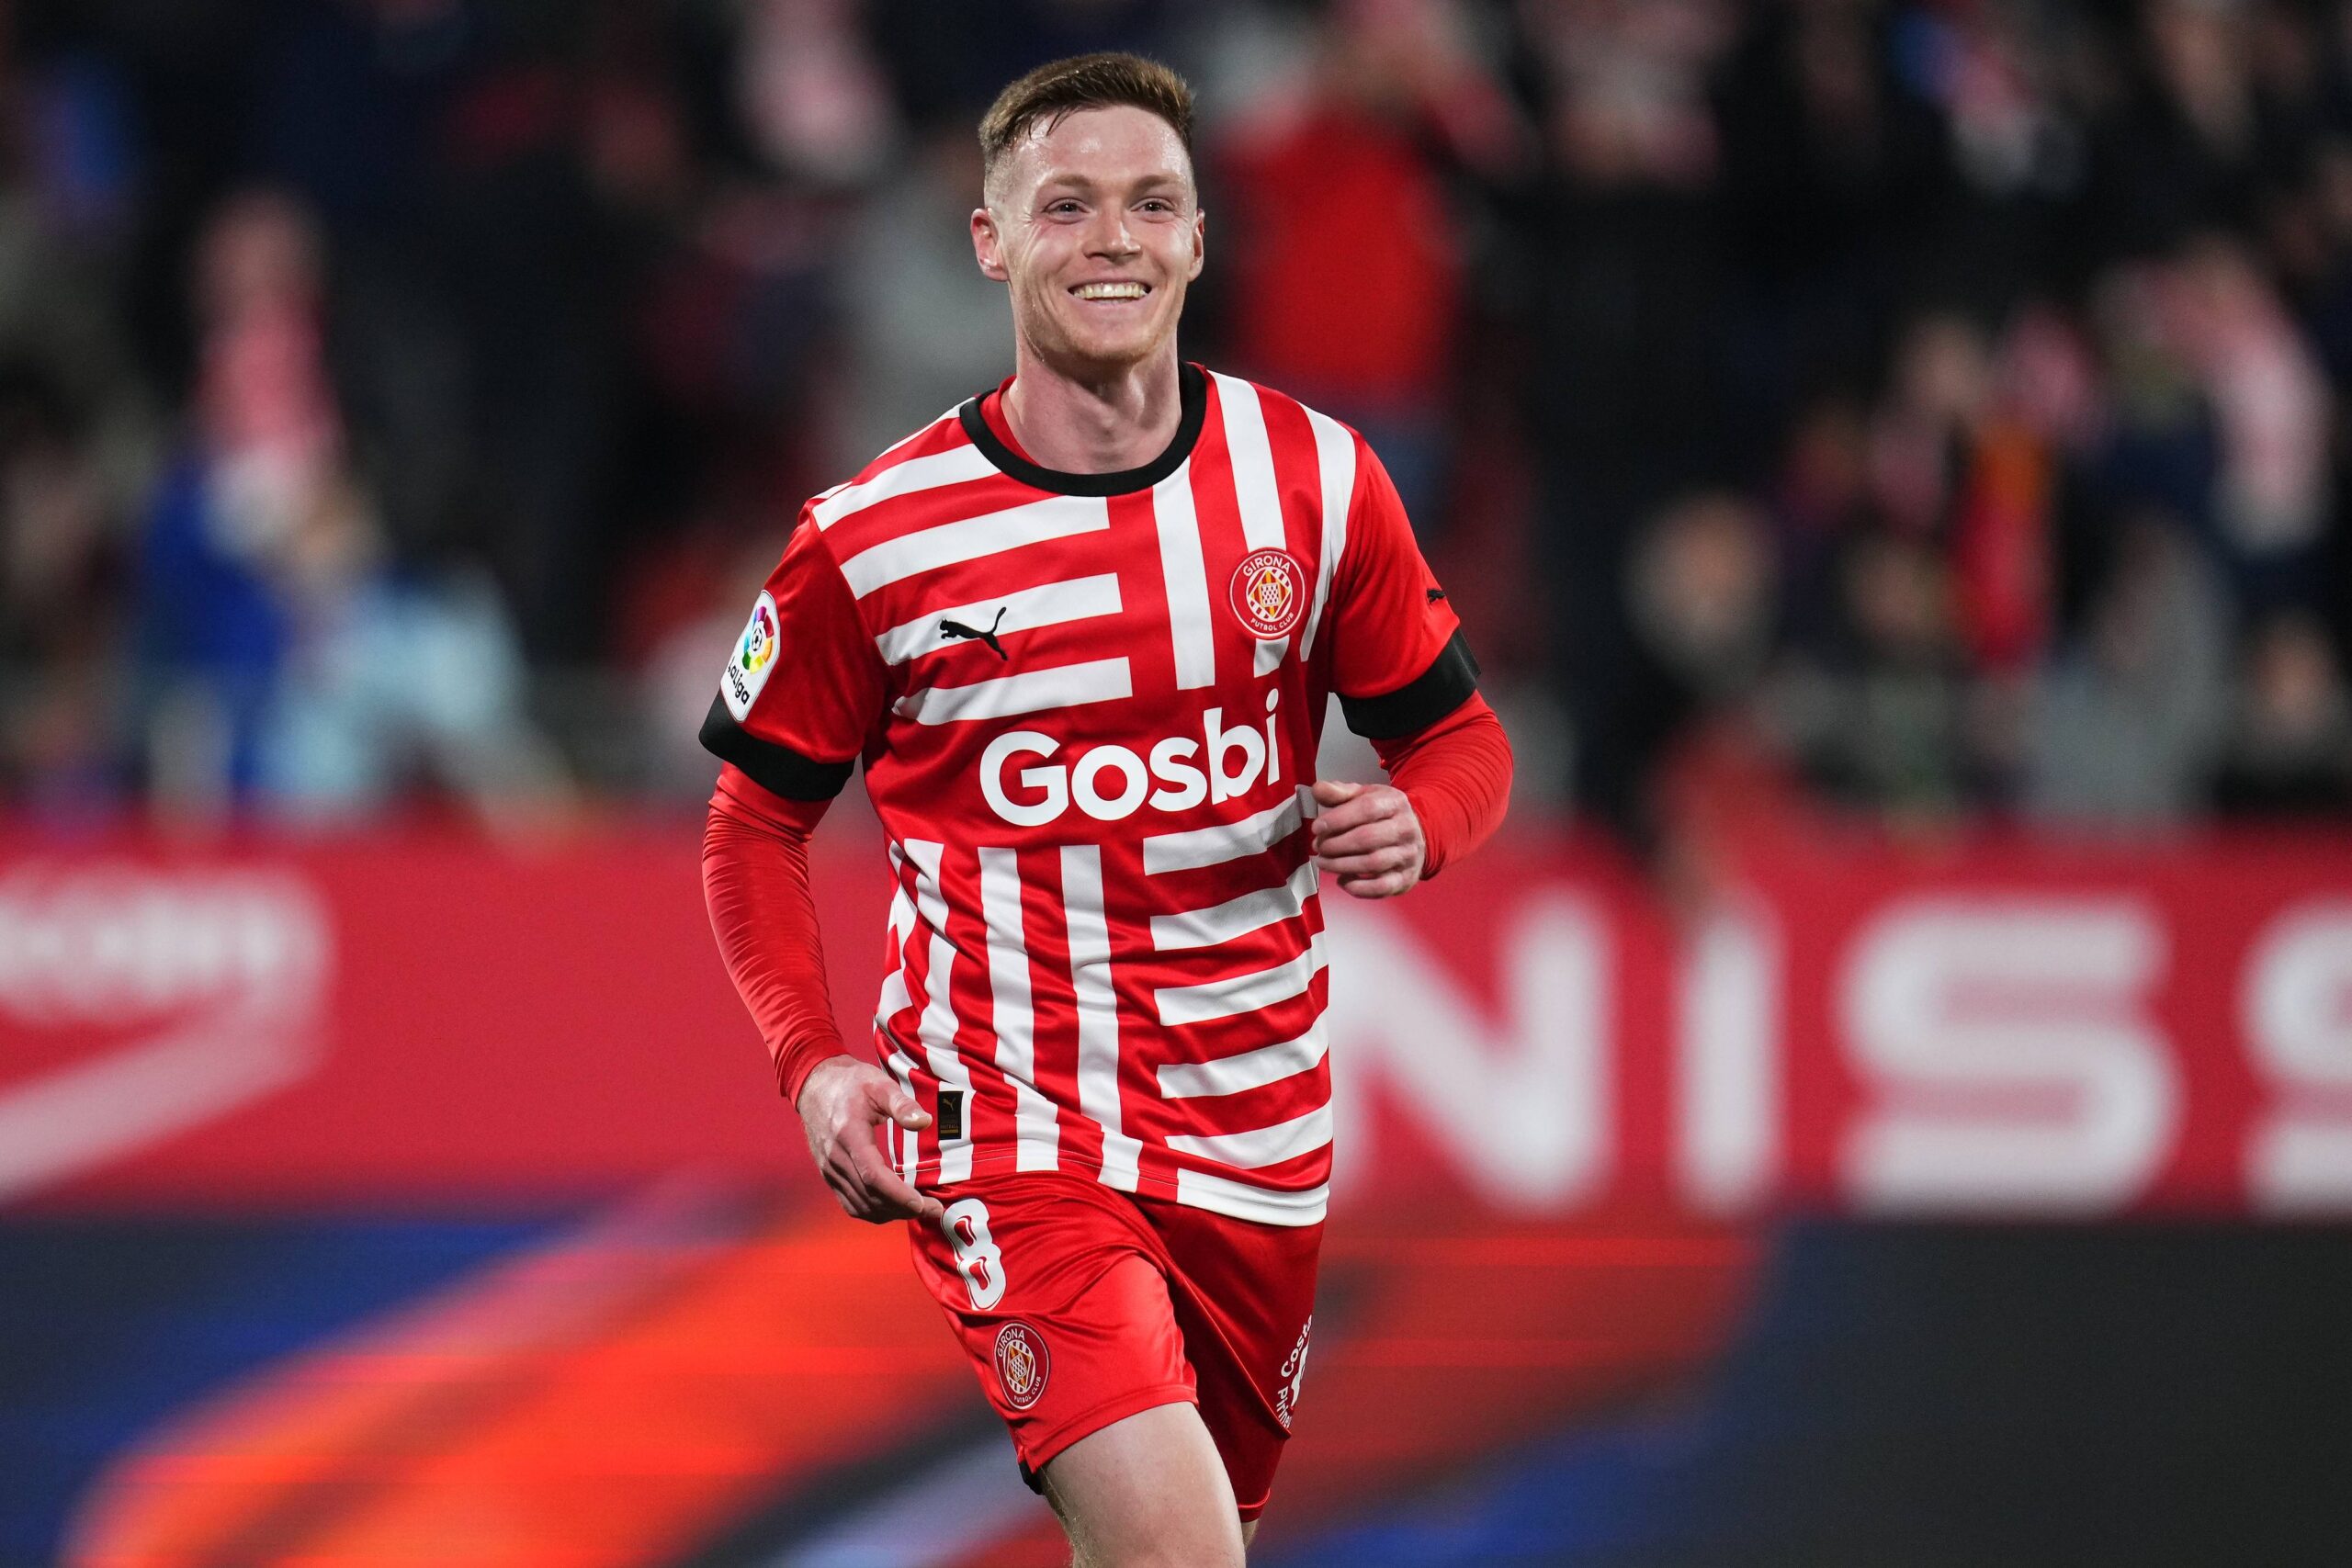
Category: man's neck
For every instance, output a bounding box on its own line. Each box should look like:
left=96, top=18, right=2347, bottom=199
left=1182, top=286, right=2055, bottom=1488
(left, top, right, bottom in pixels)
left=1001, top=343, right=1183, bottom=475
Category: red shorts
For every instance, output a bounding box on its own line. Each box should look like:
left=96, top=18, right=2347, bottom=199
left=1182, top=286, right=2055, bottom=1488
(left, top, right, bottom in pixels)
left=907, top=1171, right=1322, bottom=1520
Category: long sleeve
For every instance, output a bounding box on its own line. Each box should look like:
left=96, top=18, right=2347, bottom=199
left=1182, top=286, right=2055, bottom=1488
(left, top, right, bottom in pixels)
left=702, top=762, right=848, bottom=1106
left=1370, top=691, right=1513, bottom=878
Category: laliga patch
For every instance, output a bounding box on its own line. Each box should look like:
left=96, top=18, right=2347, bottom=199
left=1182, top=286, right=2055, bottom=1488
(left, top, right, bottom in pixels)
left=993, top=1321, right=1052, bottom=1411
left=721, top=591, right=779, bottom=721
left=1228, top=548, right=1307, bottom=640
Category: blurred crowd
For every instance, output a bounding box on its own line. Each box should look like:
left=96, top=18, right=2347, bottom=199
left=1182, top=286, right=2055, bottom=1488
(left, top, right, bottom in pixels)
left=3, top=0, right=2350, bottom=848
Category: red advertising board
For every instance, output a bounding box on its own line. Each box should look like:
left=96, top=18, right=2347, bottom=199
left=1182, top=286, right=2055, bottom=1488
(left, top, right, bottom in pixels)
left=4, top=815, right=2349, bottom=1218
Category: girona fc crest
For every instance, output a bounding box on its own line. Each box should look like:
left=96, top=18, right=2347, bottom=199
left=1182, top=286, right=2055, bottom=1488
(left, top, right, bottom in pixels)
left=993, top=1322, right=1051, bottom=1411
left=1228, top=548, right=1307, bottom=639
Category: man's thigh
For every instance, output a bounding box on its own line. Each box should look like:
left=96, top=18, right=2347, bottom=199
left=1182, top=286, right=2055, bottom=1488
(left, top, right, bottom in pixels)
left=907, top=1175, right=1197, bottom=1482
left=1138, top=1192, right=1324, bottom=1522
left=1039, top=1402, right=1245, bottom=1568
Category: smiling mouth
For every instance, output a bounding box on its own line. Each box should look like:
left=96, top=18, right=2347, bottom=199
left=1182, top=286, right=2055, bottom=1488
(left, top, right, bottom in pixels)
left=1071, top=281, right=1150, bottom=300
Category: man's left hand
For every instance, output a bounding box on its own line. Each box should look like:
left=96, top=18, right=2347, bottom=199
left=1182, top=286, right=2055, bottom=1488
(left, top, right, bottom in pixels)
left=1310, top=779, right=1424, bottom=898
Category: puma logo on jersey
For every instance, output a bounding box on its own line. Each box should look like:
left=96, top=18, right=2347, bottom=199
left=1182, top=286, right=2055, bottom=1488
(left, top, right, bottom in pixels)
left=940, top=606, right=1010, bottom=660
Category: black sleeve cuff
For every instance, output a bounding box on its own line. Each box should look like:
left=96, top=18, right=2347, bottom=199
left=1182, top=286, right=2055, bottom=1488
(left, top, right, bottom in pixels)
left=699, top=694, right=857, bottom=800
left=1339, top=629, right=1481, bottom=739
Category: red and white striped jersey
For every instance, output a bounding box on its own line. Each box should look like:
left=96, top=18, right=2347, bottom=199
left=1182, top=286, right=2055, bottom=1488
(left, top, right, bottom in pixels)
left=703, top=364, right=1476, bottom=1226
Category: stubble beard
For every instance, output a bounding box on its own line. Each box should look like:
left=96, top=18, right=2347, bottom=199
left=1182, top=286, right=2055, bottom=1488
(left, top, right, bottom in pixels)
left=1015, top=281, right=1182, bottom=388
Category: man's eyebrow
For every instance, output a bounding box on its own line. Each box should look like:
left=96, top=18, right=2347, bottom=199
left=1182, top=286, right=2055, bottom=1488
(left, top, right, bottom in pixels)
left=1035, top=171, right=1188, bottom=193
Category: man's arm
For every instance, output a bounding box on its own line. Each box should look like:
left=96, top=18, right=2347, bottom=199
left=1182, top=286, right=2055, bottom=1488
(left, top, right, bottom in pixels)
left=703, top=764, right=942, bottom=1224
left=1311, top=692, right=1513, bottom=898
left=1310, top=431, right=1509, bottom=896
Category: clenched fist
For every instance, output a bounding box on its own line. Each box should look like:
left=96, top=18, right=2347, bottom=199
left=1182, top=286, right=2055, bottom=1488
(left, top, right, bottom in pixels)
left=1309, top=779, right=1424, bottom=898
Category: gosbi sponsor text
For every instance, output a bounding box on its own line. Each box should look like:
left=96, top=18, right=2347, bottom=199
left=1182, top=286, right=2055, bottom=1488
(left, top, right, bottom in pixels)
left=979, top=689, right=1284, bottom=828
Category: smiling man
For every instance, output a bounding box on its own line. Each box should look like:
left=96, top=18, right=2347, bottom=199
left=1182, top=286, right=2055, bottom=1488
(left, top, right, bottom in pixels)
left=701, top=53, right=1512, bottom=1566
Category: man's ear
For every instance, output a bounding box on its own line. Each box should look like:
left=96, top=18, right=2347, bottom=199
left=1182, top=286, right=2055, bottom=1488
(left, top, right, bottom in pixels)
left=972, top=207, right=1009, bottom=281
left=1189, top=208, right=1206, bottom=282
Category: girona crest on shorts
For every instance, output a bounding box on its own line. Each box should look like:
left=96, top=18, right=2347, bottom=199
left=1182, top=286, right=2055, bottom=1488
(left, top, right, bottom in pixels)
left=993, top=1321, right=1051, bottom=1411
left=1228, top=548, right=1307, bottom=639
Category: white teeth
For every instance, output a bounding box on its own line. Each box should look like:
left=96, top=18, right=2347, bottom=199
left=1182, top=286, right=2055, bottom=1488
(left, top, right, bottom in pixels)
left=1074, top=283, right=1148, bottom=300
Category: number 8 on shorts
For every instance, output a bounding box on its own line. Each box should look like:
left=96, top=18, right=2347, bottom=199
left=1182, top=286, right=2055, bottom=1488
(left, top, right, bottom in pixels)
left=942, top=1198, right=1007, bottom=1310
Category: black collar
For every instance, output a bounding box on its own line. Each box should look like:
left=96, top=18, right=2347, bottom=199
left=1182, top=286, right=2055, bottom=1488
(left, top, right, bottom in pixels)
left=957, top=362, right=1207, bottom=497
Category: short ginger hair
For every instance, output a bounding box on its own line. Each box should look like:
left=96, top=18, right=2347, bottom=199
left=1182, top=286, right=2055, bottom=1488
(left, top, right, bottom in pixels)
left=978, top=52, right=1195, bottom=202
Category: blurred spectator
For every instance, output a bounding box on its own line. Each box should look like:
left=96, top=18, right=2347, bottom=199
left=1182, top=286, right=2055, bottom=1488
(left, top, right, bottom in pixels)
left=2105, top=0, right=2267, bottom=250
left=833, top=118, right=1008, bottom=471
left=2211, top=610, right=2352, bottom=817
left=0, top=362, right=127, bottom=813
left=2025, top=512, right=2230, bottom=828
left=2087, top=256, right=2222, bottom=546
left=1592, top=490, right=1778, bottom=850
left=135, top=190, right=569, bottom=828
left=260, top=565, right=574, bottom=830
left=135, top=190, right=331, bottom=815
left=2275, top=136, right=2352, bottom=390
left=1215, top=0, right=1521, bottom=530
left=1773, top=530, right=1977, bottom=825
left=0, top=367, right=111, bottom=662
left=2169, top=232, right=2333, bottom=607
left=737, top=0, right=900, bottom=187
left=1769, top=392, right=1874, bottom=650
left=1868, top=310, right=2059, bottom=675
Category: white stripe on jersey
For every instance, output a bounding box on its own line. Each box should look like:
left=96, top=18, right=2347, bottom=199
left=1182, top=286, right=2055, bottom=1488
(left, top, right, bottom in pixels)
left=884, top=1049, right=921, bottom=1184
left=876, top=846, right=922, bottom=1180
left=1155, top=934, right=1328, bottom=1027
left=1211, top=373, right=1295, bottom=675
left=1158, top=1021, right=1329, bottom=1100
left=1167, top=1104, right=1332, bottom=1170
left=903, top=840, right=975, bottom=1183
left=893, top=657, right=1132, bottom=726
left=1148, top=861, right=1317, bottom=952
left=812, top=441, right=997, bottom=530
left=1152, top=461, right=1216, bottom=691
left=1299, top=408, right=1355, bottom=660
left=1141, top=790, right=1308, bottom=874
left=1174, top=1168, right=1329, bottom=1226
left=978, top=847, right=1060, bottom=1171
left=1062, top=846, right=1141, bottom=1190
left=837, top=493, right=1110, bottom=597
left=874, top=847, right=916, bottom=1026
left=874, top=574, right=1123, bottom=665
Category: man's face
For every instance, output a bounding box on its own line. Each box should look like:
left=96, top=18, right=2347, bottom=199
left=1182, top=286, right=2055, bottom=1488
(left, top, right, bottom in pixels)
left=973, top=106, right=1204, bottom=376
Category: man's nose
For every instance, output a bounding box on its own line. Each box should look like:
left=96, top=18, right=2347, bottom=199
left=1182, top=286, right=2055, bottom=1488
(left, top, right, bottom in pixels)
left=1086, top=209, right=1140, bottom=256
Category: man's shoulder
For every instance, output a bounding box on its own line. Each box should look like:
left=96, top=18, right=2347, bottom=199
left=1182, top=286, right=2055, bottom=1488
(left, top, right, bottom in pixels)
left=800, top=404, right=997, bottom=536
left=1196, top=367, right=1362, bottom=449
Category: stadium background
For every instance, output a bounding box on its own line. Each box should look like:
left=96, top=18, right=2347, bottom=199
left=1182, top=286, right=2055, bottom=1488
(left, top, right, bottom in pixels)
left=6, top=0, right=2352, bottom=1563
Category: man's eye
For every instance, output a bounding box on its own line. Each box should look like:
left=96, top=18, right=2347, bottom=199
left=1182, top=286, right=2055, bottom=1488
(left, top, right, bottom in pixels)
left=1048, top=200, right=1081, bottom=215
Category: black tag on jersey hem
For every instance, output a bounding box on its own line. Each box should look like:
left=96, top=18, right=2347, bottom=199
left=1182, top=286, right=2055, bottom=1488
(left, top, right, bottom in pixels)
left=937, top=1089, right=964, bottom=1142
